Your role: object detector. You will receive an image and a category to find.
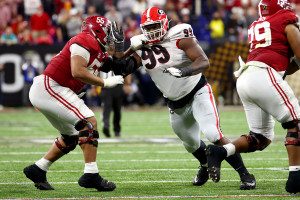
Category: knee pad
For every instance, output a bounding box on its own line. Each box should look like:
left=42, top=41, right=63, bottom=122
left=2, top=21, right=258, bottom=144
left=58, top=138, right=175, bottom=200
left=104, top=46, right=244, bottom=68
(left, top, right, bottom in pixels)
left=79, top=130, right=99, bottom=147
left=55, top=135, right=79, bottom=154
left=285, top=132, right=300, bottom=146
left=241, top=131, right=269, bottom=152
left=282, top=120, right=298, bottom=129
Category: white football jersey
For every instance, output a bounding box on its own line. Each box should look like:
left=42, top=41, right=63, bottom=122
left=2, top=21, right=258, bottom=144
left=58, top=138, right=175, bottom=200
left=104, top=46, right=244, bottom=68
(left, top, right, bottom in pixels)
left=136, top=23, right=202, bottom=101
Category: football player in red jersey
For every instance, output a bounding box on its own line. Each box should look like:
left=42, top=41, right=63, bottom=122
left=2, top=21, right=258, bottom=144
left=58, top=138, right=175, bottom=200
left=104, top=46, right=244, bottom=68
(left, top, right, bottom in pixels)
left=115, top=7, right=256, bottom=190
left=23, top=16, right=125, bottom=191
left=206, top=0, right=300, bottom=193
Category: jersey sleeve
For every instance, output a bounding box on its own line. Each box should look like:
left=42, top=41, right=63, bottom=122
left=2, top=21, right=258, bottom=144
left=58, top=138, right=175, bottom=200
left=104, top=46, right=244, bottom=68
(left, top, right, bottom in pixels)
left=71, top=34, right=99, bottom=54
left=166, top=23, right=195, bottom=41
left=282, top=10, right=298, bottom=26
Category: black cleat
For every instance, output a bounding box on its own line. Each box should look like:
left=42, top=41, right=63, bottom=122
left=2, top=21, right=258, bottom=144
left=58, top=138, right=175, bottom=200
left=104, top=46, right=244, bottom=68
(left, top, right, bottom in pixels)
left=192, top=166, right=209, bottom=186
left=103, top=127, right=111, bottom=138
left=78, top=173, right=116, bottom=191
left=240, top=173, right=256, bottom=190
left=286, top=171, right=300, bottom=194
left=23, top=164, right=54, bottom=190
left=206, top=144, right=227, bottom=183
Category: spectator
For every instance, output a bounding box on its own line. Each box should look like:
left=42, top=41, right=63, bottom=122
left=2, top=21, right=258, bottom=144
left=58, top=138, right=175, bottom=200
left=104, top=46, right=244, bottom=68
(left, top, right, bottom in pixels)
left=0, top=0, right=12, bottom=32
left=180, top=8, right=192, bottom=24
left=207, top=11, right=225, bottom=45
left=227, top=7, right=245, bottom=42
left=0, top=26, right=18, bottom=45
left=72, top=0, right=86, bottom=14
left=87, top=0, right=106, bottom=16
left=29, top=5, right=51, bottom=42
left=168, top=11, right=180, bottom=28
left=65, top=8, right=83, bottom=39
left=84, top=5, right=99, bottom=18
left=19, top=28, right=34, bottom=44
left=24, top=0, right=42, bottom=17
left=132, top=0, right=148, bottom=17
left=104, top=6, right=123, bottom=26
left=124, top=16, right=138, bottom=48
left=117, top=0, right=134, bottom=20
left=11, top=14, right=27, bottom=36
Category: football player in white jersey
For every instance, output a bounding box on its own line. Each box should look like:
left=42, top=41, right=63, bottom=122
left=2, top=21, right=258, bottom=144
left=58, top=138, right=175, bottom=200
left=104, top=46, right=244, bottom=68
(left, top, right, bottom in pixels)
left=116, top=7, right=256, bottom=190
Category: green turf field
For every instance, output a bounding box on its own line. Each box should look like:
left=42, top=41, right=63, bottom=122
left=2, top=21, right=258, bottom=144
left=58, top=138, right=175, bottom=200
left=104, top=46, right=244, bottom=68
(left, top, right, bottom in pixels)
left=0, top=107, right=299, bottom=199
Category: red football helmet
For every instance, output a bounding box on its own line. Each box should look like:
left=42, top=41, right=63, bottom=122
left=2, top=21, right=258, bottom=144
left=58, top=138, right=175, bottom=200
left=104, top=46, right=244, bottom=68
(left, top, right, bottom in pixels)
left=140, top=7, right=169, bottom=43
left=81, top=16, right=112, bottom=49
left=258, top=0, right=293, bottom=17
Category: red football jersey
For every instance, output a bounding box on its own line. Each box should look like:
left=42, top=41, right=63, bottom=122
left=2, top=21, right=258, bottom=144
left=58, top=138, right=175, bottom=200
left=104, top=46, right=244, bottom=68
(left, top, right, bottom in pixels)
left=43, top=32, right=108, bottom=93
left=246, top=9, right=297, bottom=72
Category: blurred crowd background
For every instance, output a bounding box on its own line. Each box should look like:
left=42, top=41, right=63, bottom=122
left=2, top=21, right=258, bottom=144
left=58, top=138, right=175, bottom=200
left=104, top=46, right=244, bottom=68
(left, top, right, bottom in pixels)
left=1, top=0, right=300, bottom=110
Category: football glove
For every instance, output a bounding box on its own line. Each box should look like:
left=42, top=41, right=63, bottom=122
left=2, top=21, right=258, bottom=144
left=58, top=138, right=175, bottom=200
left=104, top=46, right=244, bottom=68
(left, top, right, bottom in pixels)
left=130, top=34, right=147, bottom=51
left=164, top=66, right=193, bottom=78
left=111, top=21, right=124, bottom=52
left=103, top=75, right=124, bottom=88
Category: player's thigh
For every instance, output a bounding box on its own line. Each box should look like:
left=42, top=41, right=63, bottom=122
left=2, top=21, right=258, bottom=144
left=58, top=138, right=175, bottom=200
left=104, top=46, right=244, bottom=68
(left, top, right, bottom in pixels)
left=192, top=84, right=223, bottom=143
left=30, top=75, right=94, bottom=135
left=169, top=106, right=201, bottom=152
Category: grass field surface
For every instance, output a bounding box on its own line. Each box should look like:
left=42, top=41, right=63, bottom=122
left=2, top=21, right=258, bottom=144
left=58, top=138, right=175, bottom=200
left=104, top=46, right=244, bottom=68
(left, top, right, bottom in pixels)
left=0, top=106, right=299, bottom=200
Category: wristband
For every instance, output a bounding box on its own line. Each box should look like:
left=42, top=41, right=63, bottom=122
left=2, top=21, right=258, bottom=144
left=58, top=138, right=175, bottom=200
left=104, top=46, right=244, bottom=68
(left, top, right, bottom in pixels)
left=180, top=66, right=193, bottom=77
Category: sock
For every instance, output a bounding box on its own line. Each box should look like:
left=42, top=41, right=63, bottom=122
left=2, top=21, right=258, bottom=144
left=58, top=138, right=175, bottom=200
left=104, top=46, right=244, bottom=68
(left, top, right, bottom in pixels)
left=84, top=162, right=99, bottom=173
left=35, top=157, right=53, bottom=172
left=289, top=166, right=300, bottom=172
left=225, top=154, right=249, bottom=176
left=192, top=140, right=207, bottom=167
left=223, top=143, right=236, bottom=157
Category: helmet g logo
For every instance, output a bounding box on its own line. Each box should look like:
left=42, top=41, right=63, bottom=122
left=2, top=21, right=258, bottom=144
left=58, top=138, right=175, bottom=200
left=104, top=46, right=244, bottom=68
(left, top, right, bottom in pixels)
left=157, top=9, right=165, bottom=15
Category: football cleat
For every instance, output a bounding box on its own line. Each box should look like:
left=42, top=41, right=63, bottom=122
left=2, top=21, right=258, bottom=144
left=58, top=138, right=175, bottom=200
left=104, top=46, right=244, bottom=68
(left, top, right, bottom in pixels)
left=206, top=144, right=227, bottom=183
left=23, top=164, right=54, bottom=190
left=192, top=166, right=209, bottom=186
left=240, top=173, right=256, bottom=190
left=78, top=173, right=116, bottom=191
left=286, top=170, right=300, bottom=194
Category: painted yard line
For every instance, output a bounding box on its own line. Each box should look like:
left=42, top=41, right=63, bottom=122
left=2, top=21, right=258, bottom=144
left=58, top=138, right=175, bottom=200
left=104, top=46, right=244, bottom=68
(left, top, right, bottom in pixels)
left=0, top=149, right=287, bottom=155
left=0, top=179, right=290, bottom=185
left=1, top=194, right=299, bottom=200
left=0, top=158, right=289, bottom=163
left=0, top=167, right=288, bottom=173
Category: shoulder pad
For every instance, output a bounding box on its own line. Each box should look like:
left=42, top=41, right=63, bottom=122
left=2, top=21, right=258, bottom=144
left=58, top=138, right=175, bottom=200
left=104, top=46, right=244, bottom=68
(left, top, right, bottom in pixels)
left=165, top=24, right=195, bottom=41
left=72, top=33, right=99, bottom=52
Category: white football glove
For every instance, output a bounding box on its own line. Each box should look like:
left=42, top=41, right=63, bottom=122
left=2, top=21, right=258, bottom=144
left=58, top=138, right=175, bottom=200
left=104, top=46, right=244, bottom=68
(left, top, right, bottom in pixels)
left=130, top=34, right=147, bottom=51
left=103, top=75, right=124, bottom=88
left=164, top=67, right=182, bottom=77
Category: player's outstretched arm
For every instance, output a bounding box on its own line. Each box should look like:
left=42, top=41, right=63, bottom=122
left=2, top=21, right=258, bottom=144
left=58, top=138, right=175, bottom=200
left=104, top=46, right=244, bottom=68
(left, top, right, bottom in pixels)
left=71, top=55, right=123, bottom=87
left=165, top=38, right=209, bottom=77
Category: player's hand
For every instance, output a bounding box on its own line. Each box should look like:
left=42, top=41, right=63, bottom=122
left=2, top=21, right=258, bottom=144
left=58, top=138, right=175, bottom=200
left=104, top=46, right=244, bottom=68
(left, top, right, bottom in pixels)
left=111, top=21, right=124, bottom=52
left=130, top=34, right=147, bottom=51
left=103, top=75, right=124, bottom=88
left=164, top=67, right=182, bottom=77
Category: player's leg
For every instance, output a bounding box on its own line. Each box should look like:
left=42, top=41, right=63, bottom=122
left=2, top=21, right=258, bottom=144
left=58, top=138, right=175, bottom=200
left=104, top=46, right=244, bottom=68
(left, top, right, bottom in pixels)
left=101, top=89, right=112, bottom=137
left=169, top=105, right=208, bottom=186
left=193, top=83, right=255, bottom=189
left=76, top=116, right=116, bottom=191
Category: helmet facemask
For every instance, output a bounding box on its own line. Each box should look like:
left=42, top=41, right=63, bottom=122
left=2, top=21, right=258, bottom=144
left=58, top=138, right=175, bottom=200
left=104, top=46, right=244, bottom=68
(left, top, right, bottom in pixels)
left=141, top=20, right=167, bottom=43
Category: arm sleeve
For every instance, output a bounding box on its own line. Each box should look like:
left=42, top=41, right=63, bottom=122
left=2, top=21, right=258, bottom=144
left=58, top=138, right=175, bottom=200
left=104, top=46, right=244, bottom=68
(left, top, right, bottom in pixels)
left=70, top=43, right=91, bottom=63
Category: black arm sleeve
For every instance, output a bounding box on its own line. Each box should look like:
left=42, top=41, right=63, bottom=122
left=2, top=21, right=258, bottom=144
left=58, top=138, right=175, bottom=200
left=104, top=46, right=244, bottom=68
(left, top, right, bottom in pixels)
left=101, top=55, right=113, bottom=73
left=113, top=56, right=140, bottom=77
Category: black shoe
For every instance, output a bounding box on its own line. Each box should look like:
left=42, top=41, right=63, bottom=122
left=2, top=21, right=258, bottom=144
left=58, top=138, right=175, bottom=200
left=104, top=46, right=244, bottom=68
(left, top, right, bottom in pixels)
left=192, top=166, right=209, bottom=186
left=78, top=173, right=116, bottom=191
left=23, top=164, right=54, bottom=190
left=115, top=132, right=120, bottom=137
left=286, top=171, right=300, bottom=193
left=206, top=144, right=227, bottom=183
left=240, top=173, right=256, bottom=190
left=103, top=127, right=111, bottom=138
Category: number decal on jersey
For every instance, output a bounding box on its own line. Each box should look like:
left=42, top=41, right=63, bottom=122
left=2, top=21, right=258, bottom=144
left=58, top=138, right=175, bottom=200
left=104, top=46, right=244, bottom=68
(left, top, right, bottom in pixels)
left=248, top=21, right=271, bottom=52
left=141, top=45, right=170, bottom=69
left=183, top=28, right=194, bottom=37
